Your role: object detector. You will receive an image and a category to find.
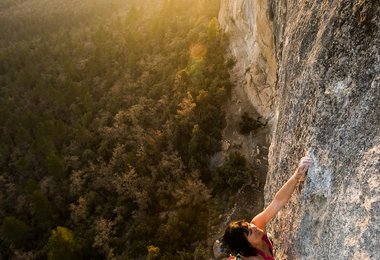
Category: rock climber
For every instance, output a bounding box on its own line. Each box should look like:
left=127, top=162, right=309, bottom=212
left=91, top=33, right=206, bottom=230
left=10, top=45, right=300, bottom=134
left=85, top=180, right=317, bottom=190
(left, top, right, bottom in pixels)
left=222, top=156, right=313, bottom=260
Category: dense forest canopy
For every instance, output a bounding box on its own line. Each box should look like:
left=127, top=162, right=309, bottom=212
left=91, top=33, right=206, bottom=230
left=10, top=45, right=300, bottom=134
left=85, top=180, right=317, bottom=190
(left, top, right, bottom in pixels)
left=0, top=0, right=252, bottom=258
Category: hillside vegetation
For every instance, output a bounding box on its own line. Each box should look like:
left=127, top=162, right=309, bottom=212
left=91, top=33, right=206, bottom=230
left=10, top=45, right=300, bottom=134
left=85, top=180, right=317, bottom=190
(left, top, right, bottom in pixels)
left=0, top=0, right=252, bottom=258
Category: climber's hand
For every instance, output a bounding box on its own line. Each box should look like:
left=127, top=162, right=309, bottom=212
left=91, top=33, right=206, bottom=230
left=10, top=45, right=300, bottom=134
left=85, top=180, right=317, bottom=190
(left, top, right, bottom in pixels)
left=294, top=156, right=313, bottom=181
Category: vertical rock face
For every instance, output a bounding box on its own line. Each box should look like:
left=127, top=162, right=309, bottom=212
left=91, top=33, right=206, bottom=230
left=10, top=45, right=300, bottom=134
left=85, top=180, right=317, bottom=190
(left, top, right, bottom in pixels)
left=266, top=0, right=380, bottom=259
left=220, top=0, right=380, bottom=259
left=218, top=0, right=276, bottom=120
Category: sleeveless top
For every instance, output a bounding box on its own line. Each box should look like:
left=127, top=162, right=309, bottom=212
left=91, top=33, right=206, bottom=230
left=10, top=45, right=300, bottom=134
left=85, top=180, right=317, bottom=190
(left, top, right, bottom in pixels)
left=256, top=234, right=274, bottom=260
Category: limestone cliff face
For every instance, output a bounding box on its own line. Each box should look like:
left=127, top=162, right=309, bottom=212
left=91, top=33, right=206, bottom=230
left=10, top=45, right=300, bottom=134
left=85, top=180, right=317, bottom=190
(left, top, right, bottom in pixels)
left=219, top=0, right=380, bottom=259
left=218, top=0, right=276, bottom=120
left=267, top=1, right=380, bottom=259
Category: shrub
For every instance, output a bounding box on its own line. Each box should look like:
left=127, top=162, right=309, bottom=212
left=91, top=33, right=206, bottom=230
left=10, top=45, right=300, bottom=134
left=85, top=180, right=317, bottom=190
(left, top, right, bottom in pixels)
left=239, top=112, right=264, bottom=135
left=46, top=226, right=81, bottom=260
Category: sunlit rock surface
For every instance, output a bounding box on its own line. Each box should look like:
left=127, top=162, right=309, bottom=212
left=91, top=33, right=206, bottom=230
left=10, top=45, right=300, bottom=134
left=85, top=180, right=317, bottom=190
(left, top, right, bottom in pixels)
left=266, top=0, right=380, bottom=259
left=218, top=0, right=276, bottom=120
left=219, top=0, right=380, bottom=259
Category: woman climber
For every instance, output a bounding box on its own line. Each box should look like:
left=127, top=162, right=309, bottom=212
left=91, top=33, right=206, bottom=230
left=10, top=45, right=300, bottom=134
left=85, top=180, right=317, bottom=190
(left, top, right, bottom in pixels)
left=222, top=156, right=313, bottom=260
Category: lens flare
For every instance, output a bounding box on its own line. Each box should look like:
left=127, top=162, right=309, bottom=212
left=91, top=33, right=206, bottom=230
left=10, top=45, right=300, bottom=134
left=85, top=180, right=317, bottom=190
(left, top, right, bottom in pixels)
left=189, top=43, right=207, bottom=59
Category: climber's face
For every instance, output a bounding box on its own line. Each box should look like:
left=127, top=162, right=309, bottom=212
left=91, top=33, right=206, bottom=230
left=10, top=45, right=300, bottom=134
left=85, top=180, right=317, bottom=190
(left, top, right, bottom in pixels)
left=246, top=223, right=264, bottom=246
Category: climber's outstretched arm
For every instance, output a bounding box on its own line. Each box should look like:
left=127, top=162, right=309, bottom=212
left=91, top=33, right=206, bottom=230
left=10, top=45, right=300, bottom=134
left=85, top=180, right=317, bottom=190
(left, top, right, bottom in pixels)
left=251, top=156, right=313, bottom=232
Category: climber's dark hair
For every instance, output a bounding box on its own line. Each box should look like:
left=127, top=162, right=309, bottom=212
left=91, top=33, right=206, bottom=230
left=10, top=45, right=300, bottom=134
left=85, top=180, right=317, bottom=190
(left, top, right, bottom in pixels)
left=222, top=220, right=258, bottom=257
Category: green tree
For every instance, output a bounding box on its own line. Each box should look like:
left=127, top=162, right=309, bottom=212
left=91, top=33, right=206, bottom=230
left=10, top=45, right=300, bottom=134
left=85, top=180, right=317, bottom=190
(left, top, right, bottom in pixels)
left=46, top=226, right=80, bottom=260
left=207, top=17, right=220, bottom=42
left=30, top=190, right=54, bottom=230
left=213, top=152, right=253, bottom=193
left=147, top=245, right=160, bottom=259
left=0, top=217, right=31, bottom=249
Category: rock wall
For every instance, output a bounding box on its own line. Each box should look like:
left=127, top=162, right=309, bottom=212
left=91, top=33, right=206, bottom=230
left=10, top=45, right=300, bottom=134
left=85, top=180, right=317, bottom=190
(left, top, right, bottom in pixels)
left=220, top=0, right=380, bottom=259
left=267, top=0, right=380, bottom=259
left=218, top=0, right=276, bottom=120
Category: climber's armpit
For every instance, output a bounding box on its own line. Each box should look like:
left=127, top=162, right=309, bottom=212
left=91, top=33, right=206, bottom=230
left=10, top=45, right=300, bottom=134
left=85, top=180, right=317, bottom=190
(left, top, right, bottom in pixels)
left=251, top=199, right=283, bottom=232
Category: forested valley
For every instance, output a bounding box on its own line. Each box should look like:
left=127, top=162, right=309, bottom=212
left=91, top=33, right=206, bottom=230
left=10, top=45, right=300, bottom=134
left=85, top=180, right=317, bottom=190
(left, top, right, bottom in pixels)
left=0, top=0, right=252, bottom=258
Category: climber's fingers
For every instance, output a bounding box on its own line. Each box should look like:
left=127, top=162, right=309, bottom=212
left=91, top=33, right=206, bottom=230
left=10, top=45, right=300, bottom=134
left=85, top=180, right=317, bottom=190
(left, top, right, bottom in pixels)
left=300, top=155, right=313, bottom=162
left=295, top=156, right=313, bottom=178
left=300, top=156, right=313, bottom=167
